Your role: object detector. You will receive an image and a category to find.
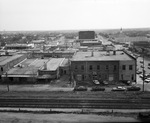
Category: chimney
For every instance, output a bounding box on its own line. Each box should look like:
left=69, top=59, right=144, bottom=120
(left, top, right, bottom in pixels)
left=113, top=50, right=116, bottom=55
left=44, top=62, right=47, bottom=70
left=91, top=50, right=94, bottom=57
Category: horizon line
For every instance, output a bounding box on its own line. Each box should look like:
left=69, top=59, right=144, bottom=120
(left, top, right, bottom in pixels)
left=1, top=27, right=150, bottom=32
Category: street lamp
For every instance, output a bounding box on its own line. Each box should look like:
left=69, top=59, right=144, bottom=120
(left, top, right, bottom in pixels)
left=142, top=48, right=145, bottom=92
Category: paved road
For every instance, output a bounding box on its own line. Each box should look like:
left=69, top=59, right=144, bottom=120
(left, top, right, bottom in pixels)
left=136, top=56, right=150, bottom=91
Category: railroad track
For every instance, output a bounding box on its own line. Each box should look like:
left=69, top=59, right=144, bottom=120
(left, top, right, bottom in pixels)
left=0, top=98, right=150, bottom=109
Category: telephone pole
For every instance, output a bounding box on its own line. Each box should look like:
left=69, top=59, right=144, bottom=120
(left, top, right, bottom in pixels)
left=6, top=72, right=9, bottom=92
left=142, top=48, right=145, bottom=92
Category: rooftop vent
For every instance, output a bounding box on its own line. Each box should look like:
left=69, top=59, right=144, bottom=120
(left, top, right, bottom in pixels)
left=113, top=50, right=116, bottom=55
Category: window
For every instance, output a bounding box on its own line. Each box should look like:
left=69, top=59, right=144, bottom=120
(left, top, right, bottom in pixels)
left=82, top=75, right=84, bottom=80
left=89, top=65, right=93, bottom=70
left=105, top=74, right=107, bottom=79
left=81, top=65, right=84, bottom=70
left=131, top=74, right=134, bottom=80
left=114, top=65, right=116, bottom=71
left=129, top=65, right=133, bottom=70
left=122, top=65, right=126, bottom=70
left=121, top=74, right=123, bottom=80
left=97, top=65, right=100, bottom=70
left=1, top=67, right=3, bottom=72
left=99, top=74, right=101, bottom=78
left=106, top=65, right=109, bottom=70
left=75, top=65, right=77, bottom=70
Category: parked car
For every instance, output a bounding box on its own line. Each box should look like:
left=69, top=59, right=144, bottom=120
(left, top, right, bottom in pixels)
left=127, top=86, right=141, bottom=91
left=148, top=63, right=150, bottom=66
left=121, top=80, right=131, bottom=85
left=148, top=67, right=150, bottom=69
left=102, top=81, right=108, bottom=85
left=141, top=65, right=144, bottom=68
left=136, top=70, right=142, bottom=74
left=138, top=112, right=150, bottom=122
left=73, top=86, right=87, bottom=91
left=140, top=74, right=148, bottom=79
left=144, top=78, right=150, bottom=83
left=91, top=86, right=105, bottom=91
left=93, top=80, right=100, bottom=85
left=111, top=86, right=126, bottom=91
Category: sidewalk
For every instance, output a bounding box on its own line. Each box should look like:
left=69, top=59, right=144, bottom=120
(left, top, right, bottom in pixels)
left=0, top=84, right=74, bottom=92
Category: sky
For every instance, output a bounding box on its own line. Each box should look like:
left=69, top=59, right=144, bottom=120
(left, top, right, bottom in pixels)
left=0, top=0, right=150, bottom=31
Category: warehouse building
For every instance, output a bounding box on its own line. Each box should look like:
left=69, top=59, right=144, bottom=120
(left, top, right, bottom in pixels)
left=0, top=54, right=27, bottom=80
left=2, top=58, right=48, bottom=83
left=71, top=50, right=136, bottom=85
left=38, top=58, right=65, bottom=81
left=2, top=58, right=69, bottom=83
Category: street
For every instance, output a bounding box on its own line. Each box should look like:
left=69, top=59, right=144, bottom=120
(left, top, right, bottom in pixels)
left=136, top=55, right=150, bottom=91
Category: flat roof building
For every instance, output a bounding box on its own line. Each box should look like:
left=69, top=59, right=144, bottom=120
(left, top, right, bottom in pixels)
left=4, top=44, right=31, bottom=50
left=0, top=54, right=27, bottom=79
left=2, top=57, right=68, bottom=83
left=79, top=31, right=95, bottom=39
left=71, top=50, right=136, bottom=85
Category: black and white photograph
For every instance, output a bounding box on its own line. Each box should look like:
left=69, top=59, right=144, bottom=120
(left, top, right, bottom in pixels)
left=0, top=0, right=150, bottom=122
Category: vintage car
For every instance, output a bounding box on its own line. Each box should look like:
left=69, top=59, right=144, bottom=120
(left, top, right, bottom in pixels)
left=73, top=86, right=87, bottom=91
left=127, top=86, right=141, bottom=91
left=91, top=86, right=105, bottom=91
left=111, top=86, right=126, bottom=91
left=93, top=80, right=100, bottom=85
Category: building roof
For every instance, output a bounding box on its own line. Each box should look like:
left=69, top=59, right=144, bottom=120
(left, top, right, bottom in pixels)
left=115, top=36, right=150, bottom=43
left=7, top=59, right=49, bottom=75
left=71, top=51, right=134, bottom=61
left=5, top=44, right=30, bottom=47
left=0, top=56, right=8, bottom=63
left=82, top=41, right=101, bottom=44
left=32, top=40, right=45, bottom=44
left=46, top=58, right=64, bottom=71
left=60, top=59, right=69, bottom=67
left=0, top=54, right=24, bottom=66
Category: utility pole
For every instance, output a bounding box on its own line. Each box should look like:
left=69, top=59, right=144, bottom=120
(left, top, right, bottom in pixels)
left=142, top=48, right=145, bottom=92
left=6, top=72, right=9, bottom=92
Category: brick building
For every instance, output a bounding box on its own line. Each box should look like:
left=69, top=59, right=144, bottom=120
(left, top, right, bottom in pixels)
left=79, top=31, right=95, bottom=39
left=71, top=50, right=136, bottom=84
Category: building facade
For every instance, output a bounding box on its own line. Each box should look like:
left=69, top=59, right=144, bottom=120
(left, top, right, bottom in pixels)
left=71, top=50, right=136, bottom=84
left=79, top=31, right=95, bottom=39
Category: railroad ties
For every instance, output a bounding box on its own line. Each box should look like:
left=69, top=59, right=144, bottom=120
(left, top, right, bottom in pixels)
left=0, top=98, right=150, bottom=109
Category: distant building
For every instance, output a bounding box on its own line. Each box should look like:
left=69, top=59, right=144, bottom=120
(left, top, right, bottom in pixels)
left=80, top=40, right=102, bottom=47
left=30, top=50, right=76, bottom=59
left=32, top=40, right=45, bottom=49
left=71, top=50, right=136, bottom=84
left=79, top=31, right=95, bottom=39
left=4, top=44, right=31, bottom=50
